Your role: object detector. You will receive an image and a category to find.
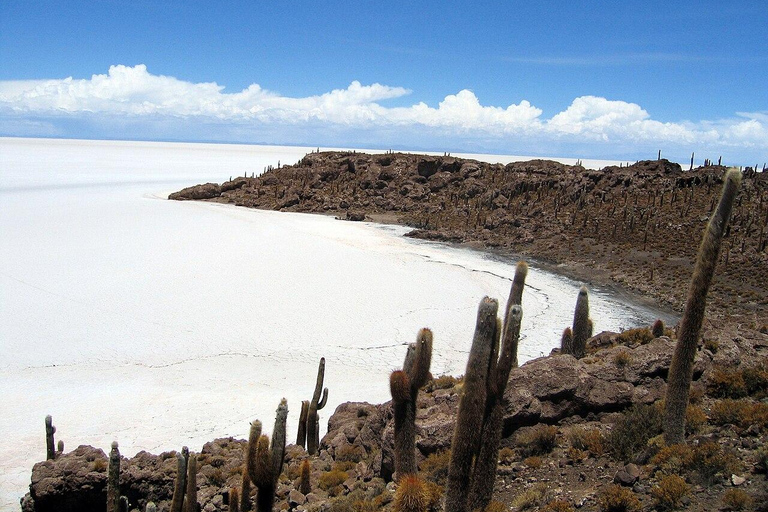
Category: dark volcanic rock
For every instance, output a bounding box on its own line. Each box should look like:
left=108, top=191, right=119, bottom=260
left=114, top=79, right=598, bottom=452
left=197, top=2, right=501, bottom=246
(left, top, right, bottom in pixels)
left=168, top=183, right=221, bottom=200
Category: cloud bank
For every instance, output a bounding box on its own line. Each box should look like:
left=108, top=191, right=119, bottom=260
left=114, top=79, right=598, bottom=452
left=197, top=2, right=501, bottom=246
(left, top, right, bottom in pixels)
left=1, top=65, right=765, bottom=162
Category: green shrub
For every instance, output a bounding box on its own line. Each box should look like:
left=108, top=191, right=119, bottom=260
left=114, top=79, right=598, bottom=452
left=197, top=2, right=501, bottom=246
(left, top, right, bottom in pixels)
left=609, top=403, right=663, bottom=461
left=319, top=469, right=348, bottom=491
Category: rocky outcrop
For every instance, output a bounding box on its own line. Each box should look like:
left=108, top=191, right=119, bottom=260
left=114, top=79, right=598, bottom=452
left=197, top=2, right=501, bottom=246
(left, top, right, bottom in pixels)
left=168, top=183, right=221, bottom=200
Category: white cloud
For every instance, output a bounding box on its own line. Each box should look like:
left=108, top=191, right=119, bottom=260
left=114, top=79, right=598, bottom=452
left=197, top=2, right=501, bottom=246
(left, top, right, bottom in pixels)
left=0, top=64, right=765, bottom=159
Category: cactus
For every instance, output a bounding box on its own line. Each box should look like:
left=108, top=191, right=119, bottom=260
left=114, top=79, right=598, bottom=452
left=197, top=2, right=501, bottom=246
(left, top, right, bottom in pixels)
left=45, top=415, right=56, bottom=460
left=296, top=400, right=309, bottom=448
left=229, top=487, right=240, bottom=512
left=119, top=496, right=129, bottom=512
left=306, top=358, right=328, bottom=455
left=106, top=441, right=120, bottom=512
left=572, top=286, right=592, bottom=358
left=390, top=328, right=433, bottom=479
left=560, top=327, right=574, bottom=355
left=240, top=454, right=252, bottom=511
left=299, top=459, right=311, bottom=495
left=170, top=451, right=188, bottom=512
left=248, top=399, right=288, bottom=512
left=445, top=293, right=524, bottom=512
left=393, top=475, right=429, bottom=512
left=183, top=453, right=197, bottom=512
left=503, top=261, right=527, bottom=368
left=652, top=319, right=665, bottom=338
left=56, top=440, right=64, bottom=457
left=146, top=502, right=157, bottom=512
left=663, top=168, right=741, bottom=445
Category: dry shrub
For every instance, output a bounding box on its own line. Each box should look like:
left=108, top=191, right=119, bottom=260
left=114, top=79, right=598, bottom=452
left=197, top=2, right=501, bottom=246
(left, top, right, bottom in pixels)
left=651, top=444, right=694, bottom=475
left=336, top=444, right=365, bottom=463
left=511, top=483, right=548, bottom=510
left=721, top=489, right=754, bottom=511
left=523, top=456, right=542, bottom=469
left=616, top=328, right=654, bottom=346
left=419, top=449, right=451, bottom=485
left=685, top=405, right=707, bottom=435
left=651, top=474, right=690, bottom=510
left=709, top=368, right=748, bottom=398
left=597, top=484, right=641, bottom=512
left=613, top=350, right=632, bottom=367
left=423, top=480, right=443, bottom=510
left=498, top=447, right=516, bottom=464
left=483, top=501, right=506, bottom=512
left=540, top=500, right=575, bottom=512
left=427, top=375, right=458, bottom=391
left=691, top=441, right=738, bottom=485
left=609, top=403, right=663, bottom=461
left=710, top=399, right=768, bottom=429
left=516, top=425, right=558, bottom=457
left=566, top=447, right=587, bottom=464
left=334, top=461, right=357, bottom=472
left=569, top=427, right=606, bottom=456
left=756, top=445, right=768, bottom=475
left=91, top=458, right=107, bottom=472
left=319, top=469, right=348, bottom=491
left=703, top=338, right=719, bottom=353
left=393, top=476, right=429, bottom=512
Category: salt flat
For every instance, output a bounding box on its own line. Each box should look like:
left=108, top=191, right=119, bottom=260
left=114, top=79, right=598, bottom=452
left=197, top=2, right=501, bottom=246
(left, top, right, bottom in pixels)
left=0, top=138, right=664, bottom=510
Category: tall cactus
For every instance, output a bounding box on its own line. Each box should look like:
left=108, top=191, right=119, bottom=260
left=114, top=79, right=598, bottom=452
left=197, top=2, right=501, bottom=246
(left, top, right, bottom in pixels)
left=45, top=415, right=56, bottom=460
left=444, top=293, right=524, bottom=512
left=296, top=400, right=309, bottom=448
left=170, top=450, right=188, bottom=512
left=306, top=359, right=328, bottom=455
left=106, top=441, right=120, bottom=512
left=183, top=453, right=197, bottom=512
left=571, top=286, right=592, bottom=359
left=389, top=328, right=433, bottom=479
left=229, top=487, right=240, bottom=512
left=663, top=168, right=741, bottom=445
left=248, top=399, right=288, bottom=512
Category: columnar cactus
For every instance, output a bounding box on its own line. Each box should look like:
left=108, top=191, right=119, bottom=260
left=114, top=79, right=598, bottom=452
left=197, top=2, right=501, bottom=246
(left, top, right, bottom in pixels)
left=240, top=455, right=252, bottom=512
left=445, top=294, right=524, bottom=512
left=170, top=451, right=188, bottom=512
left=389, top=328, right=433, bottom=479
left=45, top=415, right=56, bottom=460
left=560, top=327, right=574, bottom=355
left=229, top=488, right=240, bottom=512
left=663, top=168, right=741, bottom=445
left=503, top=261, right=527, bottom=368
left=299, top=459, right=311, bottom=495
left=296, top=400, right=309, bottom=448
left=652, top=319, right=665, bottom=338
left=571, top=286, right=592, bottom=358
left=56, top=440, right=64, bottom=457
left=183, top=453, right=197, bottom=512
left=248, top=399, right=288, bottom=512
left=106, top=441, right=120, bottom=512
left=306, top=359, right=328, bottom=455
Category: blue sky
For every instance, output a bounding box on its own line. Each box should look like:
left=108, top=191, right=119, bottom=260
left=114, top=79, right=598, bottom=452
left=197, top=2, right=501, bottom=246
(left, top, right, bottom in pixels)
left=1, top=0, right=766, bottom=164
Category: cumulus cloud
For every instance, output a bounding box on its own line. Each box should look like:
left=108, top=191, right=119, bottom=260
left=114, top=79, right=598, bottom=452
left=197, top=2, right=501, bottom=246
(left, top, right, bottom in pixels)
left=0, top=64, right=765, bottom=159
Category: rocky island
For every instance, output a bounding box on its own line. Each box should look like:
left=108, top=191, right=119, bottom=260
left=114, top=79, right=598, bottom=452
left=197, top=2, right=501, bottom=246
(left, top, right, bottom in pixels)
left=23, top=153, right=768, bottom=512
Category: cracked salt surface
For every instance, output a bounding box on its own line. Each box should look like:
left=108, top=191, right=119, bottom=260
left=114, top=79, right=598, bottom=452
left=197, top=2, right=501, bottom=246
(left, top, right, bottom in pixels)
left=0, top=138, right=670, bottom=510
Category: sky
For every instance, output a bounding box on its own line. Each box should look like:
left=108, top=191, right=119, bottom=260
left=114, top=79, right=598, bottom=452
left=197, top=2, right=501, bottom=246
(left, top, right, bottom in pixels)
left=1, top=0, right=766, bottom=164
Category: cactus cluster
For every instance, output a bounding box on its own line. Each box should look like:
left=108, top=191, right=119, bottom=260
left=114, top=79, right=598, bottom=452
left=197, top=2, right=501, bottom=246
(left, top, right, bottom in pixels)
left=246, top=398, right=288, bottom=512
left=560, top=286, right=593, bottom=359
left=298, top=358, right=328, bottom=455
left=389, top=328, right=433, bottom=479
left=444, top=261, right=527, bottom=512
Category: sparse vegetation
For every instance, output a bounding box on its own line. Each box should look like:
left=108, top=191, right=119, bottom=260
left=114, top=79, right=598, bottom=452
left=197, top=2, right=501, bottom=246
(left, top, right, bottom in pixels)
left=609, top=403, right=663, bottom=461
left=516, top=425, right=558, bottom=457
left=651, top=474, right=690, bottom=510
left=597, top=484, right=641, bottom=512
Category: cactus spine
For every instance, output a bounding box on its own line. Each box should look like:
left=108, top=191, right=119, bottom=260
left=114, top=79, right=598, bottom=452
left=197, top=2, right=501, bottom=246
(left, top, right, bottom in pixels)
left=183, top=453, right=197, bottom=512
left=663, top=168, right=741, bottom=445
left=229, top=487, right=240, bottom=512
left=394, top=475, right=429, bottom=512
left=296, top=400, right=309, bottom=448
left=248, top=399, right=288, bottom=512
left=170, top=451, right=188, bottom=512
left=306, top=359, right=328, bottom=455
left=571, top=286, right=592, bottom=358
left=106, top=441, right=120, bottom=512
left=390, top=328, right=433, bottom=479
left=45, top=415, right=56, bottom=460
